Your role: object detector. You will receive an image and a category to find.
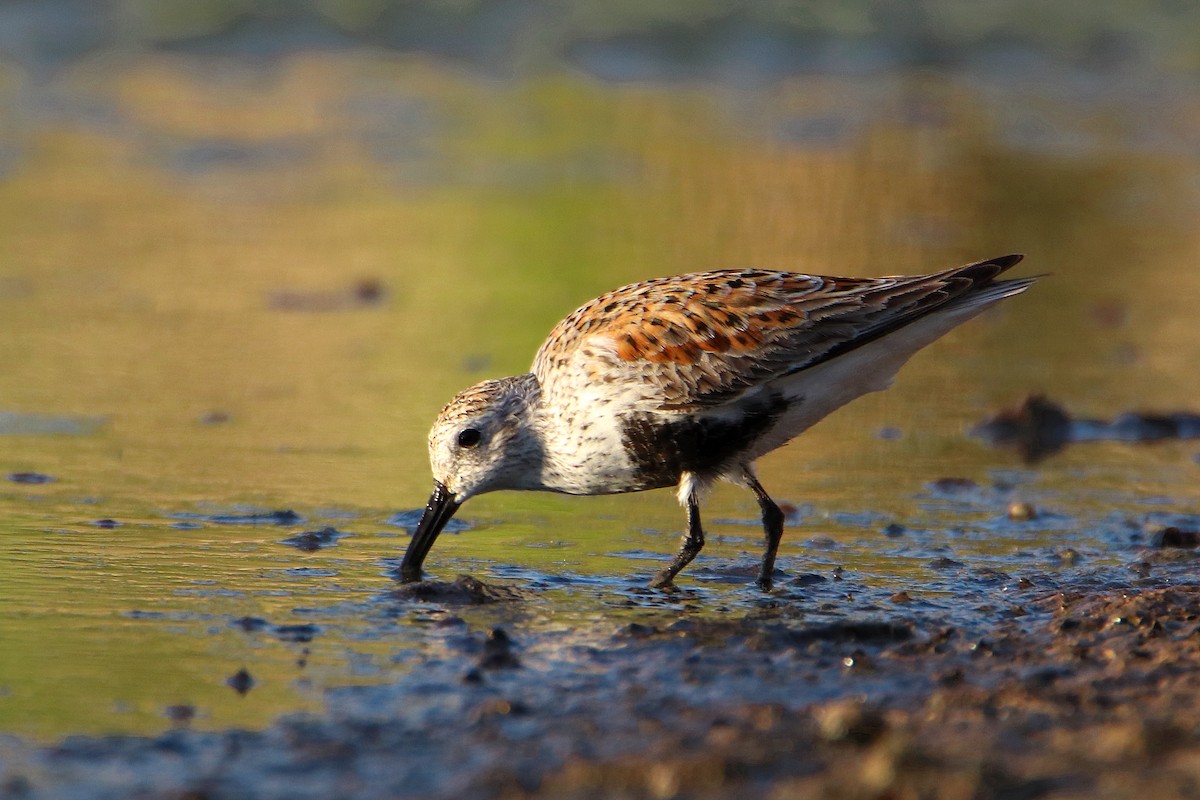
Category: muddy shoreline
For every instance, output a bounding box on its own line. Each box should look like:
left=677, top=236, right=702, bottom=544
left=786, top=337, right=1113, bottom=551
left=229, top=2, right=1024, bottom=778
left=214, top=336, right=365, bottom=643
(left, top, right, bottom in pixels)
left=5, top=559, right=1200, bottom=800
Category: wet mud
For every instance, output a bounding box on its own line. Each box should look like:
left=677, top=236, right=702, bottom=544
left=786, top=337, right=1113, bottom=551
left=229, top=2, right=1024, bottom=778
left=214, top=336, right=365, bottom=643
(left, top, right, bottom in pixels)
left=387, top=575, right=539, bottom=604
left=6, top=561, right=1200, bottom=799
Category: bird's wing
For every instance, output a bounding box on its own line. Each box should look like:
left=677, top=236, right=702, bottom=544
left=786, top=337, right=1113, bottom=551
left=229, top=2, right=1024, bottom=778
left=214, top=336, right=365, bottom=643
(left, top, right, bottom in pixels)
left=532, top=255, right=1026, bottom=411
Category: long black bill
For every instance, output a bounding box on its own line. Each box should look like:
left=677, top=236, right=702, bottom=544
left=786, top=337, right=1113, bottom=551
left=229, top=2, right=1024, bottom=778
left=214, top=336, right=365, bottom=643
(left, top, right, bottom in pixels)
left=398, top=481, right=461, bottom=583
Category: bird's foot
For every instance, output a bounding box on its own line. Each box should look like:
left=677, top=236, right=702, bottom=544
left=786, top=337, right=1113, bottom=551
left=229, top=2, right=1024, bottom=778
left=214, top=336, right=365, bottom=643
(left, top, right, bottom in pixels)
left=754, top=568, right=782, bottom=591
left=648, top=572, right=680, bottom=590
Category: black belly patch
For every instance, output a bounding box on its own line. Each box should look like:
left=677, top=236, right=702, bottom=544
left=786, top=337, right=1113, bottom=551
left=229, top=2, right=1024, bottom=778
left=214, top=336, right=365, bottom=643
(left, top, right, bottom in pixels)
left=620, top=391, right=791, bottom=488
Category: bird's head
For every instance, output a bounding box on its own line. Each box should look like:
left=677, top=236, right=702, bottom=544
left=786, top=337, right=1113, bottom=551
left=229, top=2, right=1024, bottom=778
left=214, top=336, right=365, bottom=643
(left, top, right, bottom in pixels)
left=398, top=374, right=541, bottom=582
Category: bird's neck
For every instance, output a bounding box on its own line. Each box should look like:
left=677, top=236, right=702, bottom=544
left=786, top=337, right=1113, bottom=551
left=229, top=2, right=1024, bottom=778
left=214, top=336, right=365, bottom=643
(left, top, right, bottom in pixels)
left=493, top=373, right=590, bottom=495
left=490, top=373, right=555, bottom=492
left=517, top=376, right=647, bottom=496
left=494, top=373, right=644, bottom=495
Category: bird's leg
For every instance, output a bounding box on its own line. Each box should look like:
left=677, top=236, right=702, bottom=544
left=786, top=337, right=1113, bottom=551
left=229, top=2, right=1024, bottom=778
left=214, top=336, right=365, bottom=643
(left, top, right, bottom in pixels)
left=650, top=492, right=704, bottom=589
left=746, top=474, right=784, bottom=590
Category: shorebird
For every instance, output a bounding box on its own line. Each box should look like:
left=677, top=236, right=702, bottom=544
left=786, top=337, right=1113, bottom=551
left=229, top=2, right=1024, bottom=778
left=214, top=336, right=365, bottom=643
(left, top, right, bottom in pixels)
left=400, top=254, right=1033, bottom=589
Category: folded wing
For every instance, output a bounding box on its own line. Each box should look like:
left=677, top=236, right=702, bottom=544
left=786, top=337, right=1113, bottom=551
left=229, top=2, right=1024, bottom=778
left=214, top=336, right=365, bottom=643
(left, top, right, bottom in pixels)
left=532, top=254, right=1028, bottom=412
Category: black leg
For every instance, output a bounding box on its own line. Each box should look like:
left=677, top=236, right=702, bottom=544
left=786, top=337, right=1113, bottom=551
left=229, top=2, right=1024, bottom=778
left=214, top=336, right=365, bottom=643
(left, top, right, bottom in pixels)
left=650, top=492, right=704, bottom=588
left=747, top=474, right=784, bottom=589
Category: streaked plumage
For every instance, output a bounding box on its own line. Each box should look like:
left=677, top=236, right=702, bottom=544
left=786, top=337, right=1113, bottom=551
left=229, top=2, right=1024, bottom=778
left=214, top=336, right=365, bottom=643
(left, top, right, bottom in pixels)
left=401, top=254, right=1034, bottom=589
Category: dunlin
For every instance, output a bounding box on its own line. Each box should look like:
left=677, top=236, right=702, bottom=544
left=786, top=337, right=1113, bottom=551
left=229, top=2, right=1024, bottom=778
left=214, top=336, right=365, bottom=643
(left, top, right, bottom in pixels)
left=400, top=254, right=1033, bottom=589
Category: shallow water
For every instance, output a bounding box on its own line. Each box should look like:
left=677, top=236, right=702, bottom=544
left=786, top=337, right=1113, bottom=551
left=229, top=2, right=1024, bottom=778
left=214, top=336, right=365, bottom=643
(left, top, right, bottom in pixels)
left=1, top=29, right=1199, bottom=743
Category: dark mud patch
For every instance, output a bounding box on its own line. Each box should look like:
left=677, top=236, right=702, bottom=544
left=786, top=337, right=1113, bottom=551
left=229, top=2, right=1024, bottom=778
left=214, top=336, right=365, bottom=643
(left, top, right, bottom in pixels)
left=1151, top=526, right=1200, bottom=548
left=974, top=393, right=1200, bottom=462
left=272, top=624, right=320, bottom=643
left=172, top=509, right=304, bottom=526
left=8, top=580, right=1200, bottom=798
left=618, top=616, right=914, bottom=650
left=229, top=616, right=320, bottom=643
left=226, top=668, right=255, bottom=696
left=387, top=574, right=537, bottom=604
left=6, top=471, right=55, bottom=484
left=279, top=526, right=349, bottom=551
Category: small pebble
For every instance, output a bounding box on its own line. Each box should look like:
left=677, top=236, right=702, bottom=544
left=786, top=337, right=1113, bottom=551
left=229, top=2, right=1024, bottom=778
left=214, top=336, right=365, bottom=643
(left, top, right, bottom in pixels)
left=164, top=705, right=195, bottom=725
left=938, top=667, right=966, bottom=686
left=842, top=652, right=873, bottom=670
left=478, top=628, right=521, bottom=670
left=813, top=699, right=887, bottom=744
left=227, top=668, right=255, bottom=696
left=1056, top=548, right=1083, bottom=566
left=1007, top=500, right=1037, bottom=521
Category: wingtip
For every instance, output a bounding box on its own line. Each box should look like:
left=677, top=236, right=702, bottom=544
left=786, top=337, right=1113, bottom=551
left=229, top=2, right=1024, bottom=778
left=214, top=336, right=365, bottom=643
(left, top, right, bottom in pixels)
left=991, top=253, right=1024, bottom=271
left=946, top=253, right=1027, bottom=288
left=989, top=254, right=1046, bottom=287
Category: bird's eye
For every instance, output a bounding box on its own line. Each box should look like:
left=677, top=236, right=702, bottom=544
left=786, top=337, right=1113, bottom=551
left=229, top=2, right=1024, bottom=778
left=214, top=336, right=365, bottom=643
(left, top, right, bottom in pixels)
left=457, top=428, right=482, bottom=448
